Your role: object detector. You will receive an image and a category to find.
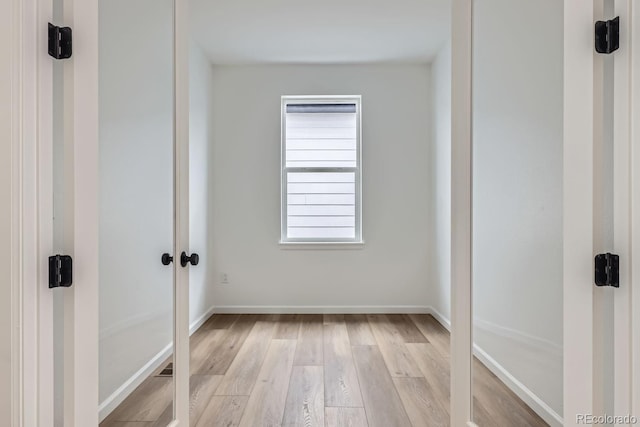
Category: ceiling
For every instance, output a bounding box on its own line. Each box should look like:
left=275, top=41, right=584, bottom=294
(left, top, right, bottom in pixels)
left=190, top=0, right=451, bottom=64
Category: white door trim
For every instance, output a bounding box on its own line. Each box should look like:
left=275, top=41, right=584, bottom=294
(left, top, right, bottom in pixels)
left=15, top=0, right=56, bottom=424
left=61, top=0, right=100, bottom=424
left=36, top=0, right=55, bottom=423
left=563, top=0, right=596, bottom=424
left=613, top=0, right=633, bottom=421
left=11, top=0, right=27, bottom=424
left=629, top=0, right=640, bottom=418
left=592, top=0, right=606, bottom=416
left=173, top=0, right=190, bottom=423
left=450, top=0, right=473, bottom=425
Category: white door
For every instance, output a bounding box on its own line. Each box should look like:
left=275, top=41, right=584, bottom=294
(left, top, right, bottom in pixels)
left=450, top=0, right=639, bottom=426
left=21, top=0, right=637, bottom=426
left=35, top=0, right=191, bottom=425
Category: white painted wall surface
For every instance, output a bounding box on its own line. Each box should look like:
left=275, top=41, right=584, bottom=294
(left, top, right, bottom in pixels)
left=210, top=64, right=432, bottom=311
left=189, top=42, right=216, bottom=323
left=472, top=0, right=563, bottom=418
left=99, top=0, right=174, bottom=405
left=430, top=42, right=452, bottom=322
left=0, top=0, right=13, bottom=422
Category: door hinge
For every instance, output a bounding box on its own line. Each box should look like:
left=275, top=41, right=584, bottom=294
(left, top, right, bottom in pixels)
left=595, top=16, right=619, bottom=54
left=49, top=255, right=73, bottom=288
left=595, top=253, right=619, bottom=288
left=48, top=23, right=72, bottom=60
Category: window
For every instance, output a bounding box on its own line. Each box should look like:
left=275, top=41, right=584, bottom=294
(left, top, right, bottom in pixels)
left=281, top=96, right=362, bottom=243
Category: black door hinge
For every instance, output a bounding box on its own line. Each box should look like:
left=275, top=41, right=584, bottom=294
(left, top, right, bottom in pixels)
left=49, top=255, right=73, bottom=288
left=595, top=253, right=619, bottom=288
left=48, top=23, right=72, bottom=59
left=595, top=16, right=620, bottom=54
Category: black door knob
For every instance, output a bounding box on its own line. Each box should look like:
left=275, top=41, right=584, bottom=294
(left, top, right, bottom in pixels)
left=180, top=251, right=199, bottom=267
left=161, top=253, right=173, bottom=265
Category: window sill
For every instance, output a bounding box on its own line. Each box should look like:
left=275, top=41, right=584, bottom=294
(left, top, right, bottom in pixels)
left=278, top=241, right=365, bottom=250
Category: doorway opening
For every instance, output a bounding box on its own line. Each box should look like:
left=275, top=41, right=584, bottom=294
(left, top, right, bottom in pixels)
left=92, top=0, right=560, bottom=426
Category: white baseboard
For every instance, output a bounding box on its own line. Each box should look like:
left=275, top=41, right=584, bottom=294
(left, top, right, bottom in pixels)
left=98, top=342, right=173, bottom=423
left=212, top=305, right=430, bottom=314
left=424, top=306, right=563, bottom=427
left=472, top=345, right=563, bottom=426
left=425, top=306, right=451, bottom=330
left=98, top=305, right=216, bottom=422
left=189, top=305, right=217, bottom=337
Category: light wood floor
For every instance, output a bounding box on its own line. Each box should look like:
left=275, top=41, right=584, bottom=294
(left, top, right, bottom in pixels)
left=100, top=314, right=547, bottom=427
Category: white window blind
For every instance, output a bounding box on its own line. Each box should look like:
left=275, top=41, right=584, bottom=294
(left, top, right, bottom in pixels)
left=281, top=97, right=362, bottom=242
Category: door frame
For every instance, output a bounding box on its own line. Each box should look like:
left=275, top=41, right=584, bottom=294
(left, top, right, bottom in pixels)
left=14, top=0, right=635, bottom=426
left=617, top=0, right=640, bottom=419
left=12, top=0, right=57, bottom=424
left=613, top=0, right=633, bottom=421
left=60, top=0, right=100, bottom=424
left=631, top=2, right=640, bottom=417
left=450, top=0, right=472, bottom=425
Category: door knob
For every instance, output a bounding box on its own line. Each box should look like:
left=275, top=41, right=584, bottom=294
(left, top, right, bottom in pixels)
left=180, top=251, right=199, bottom=267
left=161, top=253, right=173, bottom=265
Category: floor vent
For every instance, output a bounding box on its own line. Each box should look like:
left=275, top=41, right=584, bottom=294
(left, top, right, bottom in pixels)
left=156, top=362, right=173, bottom=377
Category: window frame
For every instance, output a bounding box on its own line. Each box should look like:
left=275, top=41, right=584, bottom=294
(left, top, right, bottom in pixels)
left=280, top=95, right=363, bottom=244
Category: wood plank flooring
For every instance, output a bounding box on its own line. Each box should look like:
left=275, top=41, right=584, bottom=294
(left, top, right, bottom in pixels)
left=100, top=314, right=548, bottom=427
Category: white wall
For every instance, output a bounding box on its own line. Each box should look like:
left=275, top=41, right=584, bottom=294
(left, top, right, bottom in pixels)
left=0, top=0, right=13, bottom=422
left=209, top=64, right=432, bottom=311
left=189, top=43, right=216, bottom=324
left=472, top=0, right=563, bottom=419
left=430, top=42, right=452, bottom=322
